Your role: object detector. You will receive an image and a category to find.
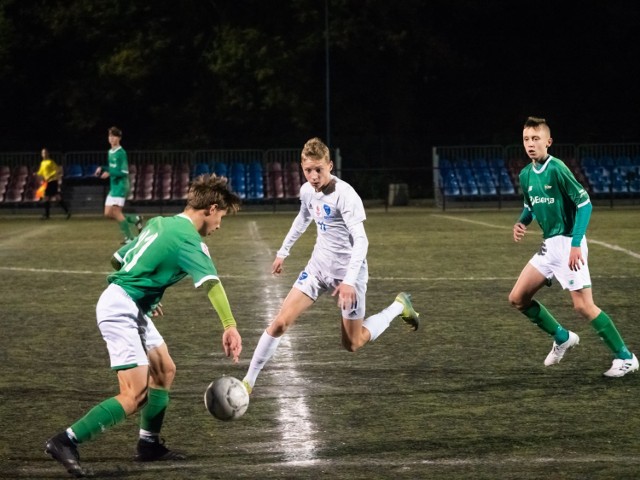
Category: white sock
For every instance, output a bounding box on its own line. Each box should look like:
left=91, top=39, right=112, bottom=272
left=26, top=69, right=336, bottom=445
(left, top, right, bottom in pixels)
left=363, top=300, right=403, bottom=341
left=243, top=330, right=282, bottom=388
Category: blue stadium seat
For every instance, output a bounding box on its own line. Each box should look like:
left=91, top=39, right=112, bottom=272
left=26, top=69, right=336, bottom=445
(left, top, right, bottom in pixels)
left=65, top=164, right=83, bottom=178
left=230, top=162, right=246, bottom=198
left=192, top=163, right=210, bottom=177
left=247, top=161, right=264, bottom=199
left=84, top=164, right=99, bottom=177
left=212, top=162, right=228, bottom=177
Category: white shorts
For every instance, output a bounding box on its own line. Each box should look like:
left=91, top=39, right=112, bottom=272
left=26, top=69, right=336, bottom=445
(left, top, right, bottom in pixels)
left=105, top=195, right=126, bottom=207
left=529, top=235, right=591, bottom=291
left=293, top=259, right=368, bottom=320
left=96, top=283, right=164, bottom=370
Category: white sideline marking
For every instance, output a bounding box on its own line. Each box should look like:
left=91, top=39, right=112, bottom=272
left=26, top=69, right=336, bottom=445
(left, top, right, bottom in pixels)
left=247, top=220, right=318, bottom=463
left=432, top=214, right=640, bottom=259
left=1, top=266, right=637, bottom=282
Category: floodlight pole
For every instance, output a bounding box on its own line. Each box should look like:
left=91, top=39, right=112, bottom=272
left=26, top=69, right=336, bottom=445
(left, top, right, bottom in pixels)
left=324, top=0, right=331, bottom=149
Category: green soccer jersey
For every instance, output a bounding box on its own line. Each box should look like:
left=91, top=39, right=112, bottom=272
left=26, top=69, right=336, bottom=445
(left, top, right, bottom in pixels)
left=106, top=146, right=130, bottom=198
left=109, top=214, right=219, bottom=314
left=518, top=155, right=591, bottom=239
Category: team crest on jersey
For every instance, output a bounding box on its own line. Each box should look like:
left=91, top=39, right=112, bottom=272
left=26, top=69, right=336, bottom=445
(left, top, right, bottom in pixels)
left=544, top=184, right=552, bottom=190
left=200, top=242, right=211, bottom=258
left=323, top=204, right=331, bottom=216
left=297, top=271, right=308, bottom=283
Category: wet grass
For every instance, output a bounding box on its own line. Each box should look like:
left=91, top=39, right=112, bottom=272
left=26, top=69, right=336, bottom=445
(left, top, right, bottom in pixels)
left=1, top=207, right=640, bottom=479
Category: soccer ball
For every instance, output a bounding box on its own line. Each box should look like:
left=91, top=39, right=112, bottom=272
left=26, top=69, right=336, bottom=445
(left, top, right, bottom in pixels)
left=204, top=376, right=249, bottom=421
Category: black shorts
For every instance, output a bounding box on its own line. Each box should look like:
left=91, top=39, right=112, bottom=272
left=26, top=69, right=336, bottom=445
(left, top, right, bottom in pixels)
left=44, top=180, right=60, bottom=197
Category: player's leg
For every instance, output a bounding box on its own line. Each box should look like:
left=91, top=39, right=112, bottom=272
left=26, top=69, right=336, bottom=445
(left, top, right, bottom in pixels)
left=571, top=288, right=638, bottom=376
left=509, top=260, right=578, bottom=365
left=42, top=194, right=51, bottom=219
left=105, top=200, right=135, bottom=242
left=341, top=292, right=418, bottom=352
left=135, top=342, right=185, bottom=461
left=243, top=288, right=315, bottom=393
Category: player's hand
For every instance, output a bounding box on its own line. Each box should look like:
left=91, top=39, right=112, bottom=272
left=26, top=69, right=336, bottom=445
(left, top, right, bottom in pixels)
left=152, top=303, right=163, bottom=317
left=222, top=327, right=242, bottom=363
left=513, top=222, right=527, bottom=242
left=332, top=283, right=357, bottom=310
left=100, top=171, right=110, bottom=179
left=568, top=246, right=584, bottom=271
left=272, top=257, right=285, bottom=275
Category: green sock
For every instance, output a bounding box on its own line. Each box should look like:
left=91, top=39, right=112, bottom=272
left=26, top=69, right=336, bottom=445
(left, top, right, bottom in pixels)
left=125, top=215, right=138, bottom=224
left=591, top=311, right=632, bottom=359
left=522, top=300, right=569, bottom=343
left=118, top=219, right=134, bottom=240
left=69, top=397, right=126, bottom=443
left=139, top=388, right=170, bottom=435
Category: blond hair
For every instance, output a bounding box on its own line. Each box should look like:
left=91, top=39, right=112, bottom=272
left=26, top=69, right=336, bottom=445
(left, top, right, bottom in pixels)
left=301, top=137, right=330, bottom=163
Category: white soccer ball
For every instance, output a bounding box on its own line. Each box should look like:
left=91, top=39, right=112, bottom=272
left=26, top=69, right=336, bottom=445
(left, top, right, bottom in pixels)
left=204, top=376, right=249, bottom=421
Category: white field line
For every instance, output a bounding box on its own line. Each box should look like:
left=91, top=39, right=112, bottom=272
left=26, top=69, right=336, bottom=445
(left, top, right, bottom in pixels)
left=432, top=214, right=640, bottom=260
left=247, top=220, right=318, bottom=463
left=1, top=265, right=637, bottom=282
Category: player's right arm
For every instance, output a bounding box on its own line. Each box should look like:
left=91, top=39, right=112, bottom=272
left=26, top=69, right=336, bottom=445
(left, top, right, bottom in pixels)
left=273, top=205, right=312, bottom=274
left=204, top=279, right=242, bottom=363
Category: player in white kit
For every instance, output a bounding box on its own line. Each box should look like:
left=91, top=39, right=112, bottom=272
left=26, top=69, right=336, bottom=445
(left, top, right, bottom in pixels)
left=242, top=137, right=420, bottom=394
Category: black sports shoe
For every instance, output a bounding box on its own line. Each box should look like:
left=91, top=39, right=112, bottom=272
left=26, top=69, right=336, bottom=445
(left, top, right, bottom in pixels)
left=134, top=438, right=186, bottom=462
left=45, top=432, right=88, bottom=478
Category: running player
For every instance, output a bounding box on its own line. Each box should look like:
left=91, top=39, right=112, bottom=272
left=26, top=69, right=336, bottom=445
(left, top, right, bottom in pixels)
left=95, top=126, right=142, bottom=244
left=509, top=116, right=638, bottom=377
left=45, top=174, right=243, bottom=478
left=242, top=137, right=420, bottom=395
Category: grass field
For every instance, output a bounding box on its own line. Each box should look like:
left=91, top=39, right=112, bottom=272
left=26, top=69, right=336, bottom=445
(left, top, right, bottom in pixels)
left=1, top=207, right=640, bottom=480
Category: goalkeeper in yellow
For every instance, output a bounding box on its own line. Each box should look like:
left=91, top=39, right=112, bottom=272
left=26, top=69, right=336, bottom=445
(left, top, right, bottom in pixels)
left=509, top=116, right=637, bottom=378
left=45, top=174, right=243, bottom=478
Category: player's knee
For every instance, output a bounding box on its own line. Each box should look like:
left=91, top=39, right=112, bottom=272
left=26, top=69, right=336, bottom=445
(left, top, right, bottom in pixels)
left=268, top=319, right=291, bottom=337
left=508, top=292, right=525, bottom=310
left=341, top=337, right=364, bottom=353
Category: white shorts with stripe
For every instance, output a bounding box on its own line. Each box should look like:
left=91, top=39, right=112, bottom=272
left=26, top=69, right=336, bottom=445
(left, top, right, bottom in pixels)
left=529, top=235, right=591, bottom=291
left=96, top=283, right=164, bottom=370
left=293, top=259, right=369, bottom=320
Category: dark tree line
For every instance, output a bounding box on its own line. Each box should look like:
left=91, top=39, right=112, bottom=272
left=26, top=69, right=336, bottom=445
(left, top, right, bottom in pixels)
left=1, top=0, right=639, bottom=167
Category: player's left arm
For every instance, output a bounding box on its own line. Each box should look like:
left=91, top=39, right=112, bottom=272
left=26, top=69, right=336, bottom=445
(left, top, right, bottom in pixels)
left=203, top=279, right=242, bottom=363
left=332, top=220, right=369, bottom=309
left=558, top=166, right=592, bottom=269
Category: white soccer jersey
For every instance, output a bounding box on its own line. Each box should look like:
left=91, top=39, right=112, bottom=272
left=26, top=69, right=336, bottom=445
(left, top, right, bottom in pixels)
left=277, top=176, right=367, bottom=282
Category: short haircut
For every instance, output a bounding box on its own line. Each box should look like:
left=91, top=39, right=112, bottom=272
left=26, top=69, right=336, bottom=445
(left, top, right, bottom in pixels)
left=108, top=126, right=123, bottom=138
left=524, top=116, right=549, bottom=131
left=187, top=174, right=241, bottom=213
left=301, top=137, right=330, bottom=163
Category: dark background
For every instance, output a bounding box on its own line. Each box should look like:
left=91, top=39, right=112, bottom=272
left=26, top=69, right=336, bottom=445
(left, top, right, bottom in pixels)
left=1, top=0, right=639, bottom=167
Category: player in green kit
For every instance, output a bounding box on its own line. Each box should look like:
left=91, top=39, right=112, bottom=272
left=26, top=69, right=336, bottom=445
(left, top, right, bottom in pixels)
left=509, top=116, right=638, bottom=377
left=45, top=174, right=243, bottom=478
left=95, top=126, right=142, bottom=244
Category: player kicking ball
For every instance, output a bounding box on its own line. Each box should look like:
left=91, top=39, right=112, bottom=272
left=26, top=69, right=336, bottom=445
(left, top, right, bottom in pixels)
left=242, top=137, right=420, bottom=396
left=509, top=116, right=638, bottom=377
left=45, top=174, right=243, bottom=477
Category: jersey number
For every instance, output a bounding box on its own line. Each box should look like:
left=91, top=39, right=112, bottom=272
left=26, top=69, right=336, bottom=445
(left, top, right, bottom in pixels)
left=122, top=230, right=159, bottom=272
